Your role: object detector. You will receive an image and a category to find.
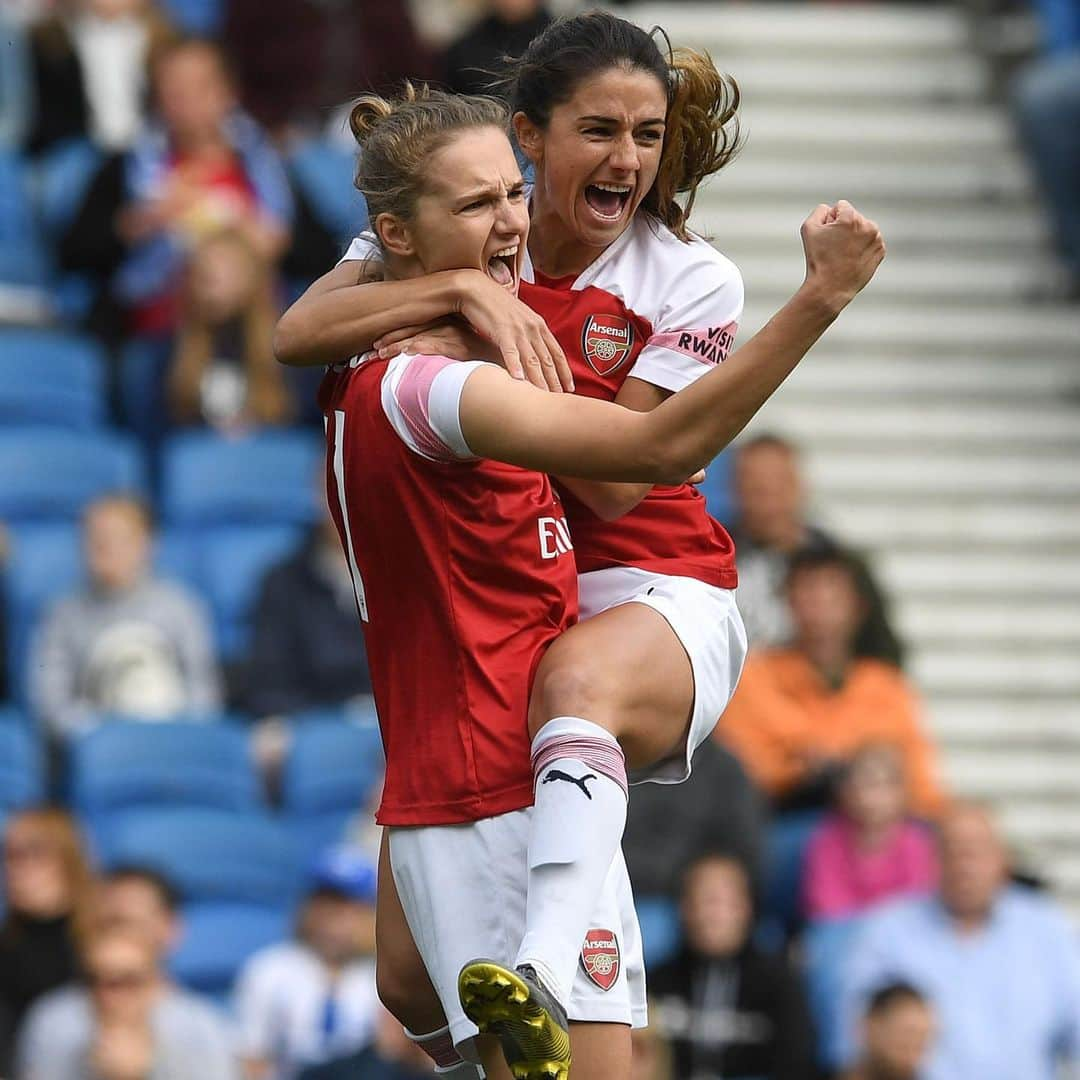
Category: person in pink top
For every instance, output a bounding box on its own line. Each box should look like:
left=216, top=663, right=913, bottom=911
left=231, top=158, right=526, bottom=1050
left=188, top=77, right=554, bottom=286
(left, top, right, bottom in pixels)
left=802, top=744, right=938, bottom=922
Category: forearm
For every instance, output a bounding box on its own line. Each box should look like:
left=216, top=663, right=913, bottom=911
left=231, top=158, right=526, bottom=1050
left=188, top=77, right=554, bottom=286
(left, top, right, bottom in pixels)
left=555, top=477, right=652, bottom=521
left=274, top=269, right=475, bottom=367
left=642, top=283, right=840, bottom=482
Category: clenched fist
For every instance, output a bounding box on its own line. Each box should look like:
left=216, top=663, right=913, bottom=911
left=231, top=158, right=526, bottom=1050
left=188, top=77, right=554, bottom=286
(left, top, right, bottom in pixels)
left=801, top=200, right=886, bottom=314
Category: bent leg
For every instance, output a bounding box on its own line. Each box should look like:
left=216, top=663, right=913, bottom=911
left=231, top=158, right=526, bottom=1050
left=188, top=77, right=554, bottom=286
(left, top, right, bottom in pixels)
left=568, top=1022, right=632, bottom=1080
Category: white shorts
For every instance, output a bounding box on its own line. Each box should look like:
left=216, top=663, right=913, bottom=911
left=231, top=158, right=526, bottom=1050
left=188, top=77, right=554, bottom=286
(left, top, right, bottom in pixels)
left=388, top=809, right=648, bottom=1051
left=577, top=566, right=748, bottom=784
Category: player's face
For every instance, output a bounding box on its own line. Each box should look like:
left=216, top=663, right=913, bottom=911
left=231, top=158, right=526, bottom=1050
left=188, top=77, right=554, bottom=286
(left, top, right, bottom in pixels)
left=406, top=127, right=529, bottom=293
left=517, top=67, right=667, bottom=252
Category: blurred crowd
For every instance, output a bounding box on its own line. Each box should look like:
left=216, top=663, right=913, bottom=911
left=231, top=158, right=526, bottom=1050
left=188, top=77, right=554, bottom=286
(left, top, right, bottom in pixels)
left=1, top=0, right=1079, bottom=1078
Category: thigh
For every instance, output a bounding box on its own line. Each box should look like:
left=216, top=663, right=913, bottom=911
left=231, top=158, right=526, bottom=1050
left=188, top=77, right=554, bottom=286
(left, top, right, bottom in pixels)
left=375, top=831, right=447, bottom=1034
left=529, top=599, right=694, bottom=771
left=568, top=1022, right=633, bottom=1079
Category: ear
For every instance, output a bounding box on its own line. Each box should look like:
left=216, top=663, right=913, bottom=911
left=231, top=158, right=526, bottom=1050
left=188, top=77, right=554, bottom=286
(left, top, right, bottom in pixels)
left=512, top=112, right=544, bottom=166
left=373, top=212, right=415, bottom=259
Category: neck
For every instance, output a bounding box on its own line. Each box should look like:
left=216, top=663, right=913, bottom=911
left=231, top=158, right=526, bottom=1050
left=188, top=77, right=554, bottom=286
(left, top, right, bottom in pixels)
left=854, top=819, right=896, bottom=851
left=527, top=191, right=610, bottom=280
left=173, top=129, right=229, bottom=157
left=801, top=638, right=852, bottom=684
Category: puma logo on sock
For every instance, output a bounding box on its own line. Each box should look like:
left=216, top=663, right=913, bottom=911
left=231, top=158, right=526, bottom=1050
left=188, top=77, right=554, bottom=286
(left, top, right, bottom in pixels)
left=541, top=769, right=597, bottom=800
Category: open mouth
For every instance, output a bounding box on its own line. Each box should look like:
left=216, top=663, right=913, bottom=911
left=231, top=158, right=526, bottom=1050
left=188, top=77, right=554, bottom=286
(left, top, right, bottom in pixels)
left=486, top=244, right=519, bottom=290
left=584, top=182, right=633, bottom=221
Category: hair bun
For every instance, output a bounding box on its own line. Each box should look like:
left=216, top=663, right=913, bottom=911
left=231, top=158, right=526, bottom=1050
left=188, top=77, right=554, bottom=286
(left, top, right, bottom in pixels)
left=349, top=95, right=396, bottom=144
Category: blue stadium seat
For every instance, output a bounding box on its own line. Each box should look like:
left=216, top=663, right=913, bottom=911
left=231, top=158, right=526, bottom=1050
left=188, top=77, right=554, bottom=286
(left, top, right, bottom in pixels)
left=762, top=811, right=823, bottom=934
left=699, top=449, right=735, bottom=527
left=35, top=139, right=102, bottom=238
left=0, top=149, right=47, bottom=288
left=282, top=715, right=383, bottom=818
left=161, top=431, right=322, bottom=527
left=199, top=524, right=303, bottom=656
left=0, top=429, right=145, bottom=525
left=101, top=807, right=303, bottom=905
left=636, top=895, right=681, bottom=969
left=4, top=523, right=82, bottom=705
left=118, top=336, right=173, bottom=456
left=0, top=708, right=44, bottom=812
left=170, top=899, right=293, bottom=998
left=804, top=916, right=865, bottom=1071
left=70, top=720, right=262, bottom=822
left=0, top=329, right=107, bottom=429
left=288, top=140, right=368, bottom=245
left=158, top=0, right=222, bottom=34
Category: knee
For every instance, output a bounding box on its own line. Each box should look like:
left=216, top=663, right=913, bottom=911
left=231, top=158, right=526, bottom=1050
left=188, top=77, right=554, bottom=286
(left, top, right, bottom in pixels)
left=375, top=953, right=415, bottom=1023
left=529, top=651, right=618, bottom=737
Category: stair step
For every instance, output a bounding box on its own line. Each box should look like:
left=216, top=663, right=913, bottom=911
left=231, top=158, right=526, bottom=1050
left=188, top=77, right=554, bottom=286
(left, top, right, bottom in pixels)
left=944, top=749, right=1080, bottom=797
left=900, top=601, right=1080, bottom=645
left=740, top=303, right=1080, bottom=357
left=700, top=203, right=1048, bottom=257
left=805, top=452, right=1080, bottom=501
left=877, top=549, right=1080, bottom=595
left=915, top=649, right=1080, bottom=695
left=825, top=502, right=1080, bottom=550
left=1000, top=803, right=1080, bottom=845
left=627, top=4, right=972, bottom=56
left=767, top=355, right=1080, bottom=400
left=756, top=399, right=1080, bottom=448
left=928, top=700, right=1080, bottom=743
left=727, top=55, right=987, bottom=105
left=711, top=157, right=1032, bottom=206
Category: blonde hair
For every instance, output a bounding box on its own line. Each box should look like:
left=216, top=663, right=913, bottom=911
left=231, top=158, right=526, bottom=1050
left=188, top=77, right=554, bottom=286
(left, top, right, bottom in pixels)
left=349, top=83, right=510, bottom=225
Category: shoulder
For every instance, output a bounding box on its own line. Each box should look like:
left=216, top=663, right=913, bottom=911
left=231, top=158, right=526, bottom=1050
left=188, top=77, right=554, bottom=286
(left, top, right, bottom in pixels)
left=862, top=893, right=934, bottom=939
left=1000, top=885, right=1076, bottom=940
left=22, top=984, right=90, bottom=1029
left=165, top=987, right=231, bottom=1034
left=631, top=216, right=743, bottom=311
left=147, top=578, right=212, bottom=618
left=242, top=940, right=311, bottom=980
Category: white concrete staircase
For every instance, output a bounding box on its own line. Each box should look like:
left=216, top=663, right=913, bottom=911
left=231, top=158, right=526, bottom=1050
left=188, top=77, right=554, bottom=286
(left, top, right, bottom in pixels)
left=627, top=3, right=1080, bottom=907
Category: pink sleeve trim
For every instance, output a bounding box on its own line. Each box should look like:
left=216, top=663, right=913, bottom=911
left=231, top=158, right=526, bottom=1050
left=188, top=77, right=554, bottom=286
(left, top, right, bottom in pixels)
left=647, top=321, right=739, bottom=366
left=395, top=354, right=459, bottom=461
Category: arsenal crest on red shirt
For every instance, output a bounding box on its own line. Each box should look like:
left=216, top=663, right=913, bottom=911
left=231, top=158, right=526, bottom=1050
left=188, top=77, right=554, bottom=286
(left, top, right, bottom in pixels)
left=581, top=314, right=634, bottom=376
left=580, top=928, right=620, bottom=991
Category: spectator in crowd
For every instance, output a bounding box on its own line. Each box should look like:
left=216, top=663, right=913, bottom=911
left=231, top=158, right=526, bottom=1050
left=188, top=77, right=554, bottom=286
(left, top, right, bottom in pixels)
left=716, top=546, right=944, bottom=816
left=0, top=808, right=95, bottom=1074
left=223, top=0, right=438, bottom=140
left=841, top=982, right=936, bottom=1080
left=629, top=1026, right=673, bottom=1080
left=23, top=0, right=175, bottom=157
left=1012, top=0, right=1080, bottom=298
left=650, top=854, right=817, bottom=1080
left=296, top=1012, right=435, bottom=1079
left=622, top=738, right=764, bottom=901
left=840, top=802, right=1080, bottom=1080
left=169, top=228, right=292, bottom=431
left=244, top=483, right=371, bottom=720
left=802, top=744, right=939, bottom=922
left=17, top=924, right=237, bottom=1080
left=29, top=493, right=222, bottom=740
left=235, top=846, right=380, bottom=1080
left=731, top=434, right=902, bottom=664
left=445, top=0, right=553, bottom=97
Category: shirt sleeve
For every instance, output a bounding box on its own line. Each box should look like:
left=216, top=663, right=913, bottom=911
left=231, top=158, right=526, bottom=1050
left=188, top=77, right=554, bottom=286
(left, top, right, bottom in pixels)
left=628, top=249, right=744, bottom=393
left=380, top=353, right=487, bottom=462
left=338, top=231, right=381, bottom=267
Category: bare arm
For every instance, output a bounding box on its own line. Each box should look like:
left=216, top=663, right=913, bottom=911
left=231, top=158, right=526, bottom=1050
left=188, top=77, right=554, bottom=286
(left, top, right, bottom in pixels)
left=554, top=377, right=668, bottom=521
left=461, top=202, right=884, bottom=481
left=274, top=260, right=571, bottom=390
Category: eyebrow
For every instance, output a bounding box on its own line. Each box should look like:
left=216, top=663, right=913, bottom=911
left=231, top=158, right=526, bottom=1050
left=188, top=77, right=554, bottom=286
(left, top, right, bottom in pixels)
left=454, top=180, right=525, bottom=204
left=579, top=115, right=666, bottom=126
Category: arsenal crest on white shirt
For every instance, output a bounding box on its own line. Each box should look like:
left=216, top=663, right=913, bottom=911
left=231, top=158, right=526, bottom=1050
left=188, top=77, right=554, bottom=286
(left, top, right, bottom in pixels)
left=580, top=928, right=621, bottom=991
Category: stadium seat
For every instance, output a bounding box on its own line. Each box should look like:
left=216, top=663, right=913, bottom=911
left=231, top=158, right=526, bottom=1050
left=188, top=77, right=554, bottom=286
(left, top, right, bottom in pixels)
left=34, top=139, right=102, bottom=238
left=282, top=713, right=383, bottom=814
left=70, top=719, right=262, bottom=822
left=762, top=811, right=823, bottom=934
left=158, top=0, right=222, bottom=34
left=101, top=807, right=303, bottom=905
left=288, top=140, right=368, bottom=245
left=699, top=449, right=735, bottom=527
left=0, top=149, right=48, bottom=288
left=199, top=524, right=304, bottom=656
left=0, top=708, right=44, bottom=812
left=169, top=899, right=293, bottom=998
left=161, top=431, right=323, bottom=527
left=118, top=336, right=173, bottom=462
left=0, top=329, right=107, bottom=429
left=0, top=429, right=145, bottom=525
left=635, top=895, right=681, bottom=969
left=803, top=915, right=865, bottom=1071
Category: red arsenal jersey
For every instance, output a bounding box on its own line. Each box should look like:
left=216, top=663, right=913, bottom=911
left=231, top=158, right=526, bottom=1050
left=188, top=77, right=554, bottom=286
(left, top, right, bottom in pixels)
left=519, top=214, right=743, bottom=590
left=319, top=353, right=578, bottom=826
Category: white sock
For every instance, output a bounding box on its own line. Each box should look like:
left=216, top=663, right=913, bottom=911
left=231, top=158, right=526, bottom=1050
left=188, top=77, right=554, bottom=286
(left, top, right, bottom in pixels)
left=514, top=716, right=628, bottom=1006
left=405, top=1024, right=484, bottom=1078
